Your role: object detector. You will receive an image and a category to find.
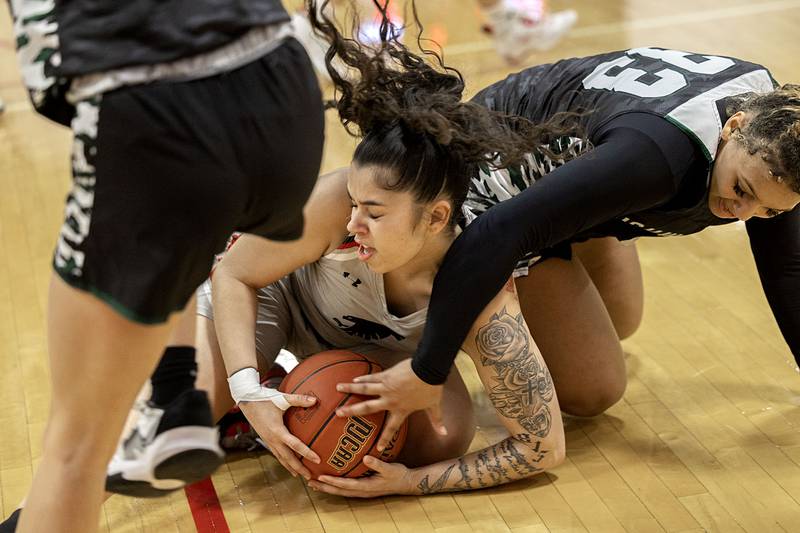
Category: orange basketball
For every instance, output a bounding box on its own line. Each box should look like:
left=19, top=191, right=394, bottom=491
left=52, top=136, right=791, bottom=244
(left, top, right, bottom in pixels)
left=278, top=350, right=408, bottom=479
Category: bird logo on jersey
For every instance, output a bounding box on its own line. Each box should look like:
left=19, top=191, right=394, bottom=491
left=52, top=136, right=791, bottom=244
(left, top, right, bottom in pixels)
left=333, top=316, right=405, bottom=341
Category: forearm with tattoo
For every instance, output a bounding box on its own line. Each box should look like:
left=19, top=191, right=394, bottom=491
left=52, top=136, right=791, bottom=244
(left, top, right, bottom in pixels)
left=415, top=436, right=548, bottom=494
left=476, top=307, right=554, bottom=438
left=415, top=307, right=557, bottom=495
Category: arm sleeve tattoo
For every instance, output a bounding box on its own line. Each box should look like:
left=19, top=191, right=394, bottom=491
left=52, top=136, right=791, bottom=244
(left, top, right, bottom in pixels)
left=415, top=307, right=557, bottom=494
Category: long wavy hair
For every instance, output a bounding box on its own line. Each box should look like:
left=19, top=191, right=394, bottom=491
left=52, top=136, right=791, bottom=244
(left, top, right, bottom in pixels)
left=307, top=0, right=581, bottom=227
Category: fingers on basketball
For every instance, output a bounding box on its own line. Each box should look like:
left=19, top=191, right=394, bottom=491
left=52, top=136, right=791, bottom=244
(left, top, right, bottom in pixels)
left=274, top=436, right=312, bottom=478
left=337, top=397, right=386, bottom=417
left=352, top=370, right=383, bottom=383
left=284, top=433, right=321, bottom=464
left=280, top=351, right=409, bottom=479
left=284, top=392, right=317, bottom=407
left=336, top=381, right=384, bottom=395
left=377, top=411, right=406, bottom=451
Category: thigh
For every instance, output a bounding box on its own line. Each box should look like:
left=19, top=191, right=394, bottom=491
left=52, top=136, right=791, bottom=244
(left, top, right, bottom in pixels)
left=46, top=275, right=180, bottom=455
left=573, top=237, right=643, bottom=340
left=517, top=255, right=626, bottom=417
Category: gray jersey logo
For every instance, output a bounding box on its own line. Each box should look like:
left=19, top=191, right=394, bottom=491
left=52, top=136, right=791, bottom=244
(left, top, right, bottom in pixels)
left=333, top=315, right=405, bottom=341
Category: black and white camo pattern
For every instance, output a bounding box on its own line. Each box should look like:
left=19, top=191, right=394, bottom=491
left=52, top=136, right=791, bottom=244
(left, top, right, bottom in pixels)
left=53, top=97, right=100, bottom=278
left=10, top=0, right=73, bottom=124
left=463, top=136, right=590, bottom=275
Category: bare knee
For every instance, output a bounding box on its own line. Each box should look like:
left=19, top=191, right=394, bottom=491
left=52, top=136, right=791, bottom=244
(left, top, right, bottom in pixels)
left=402, top=428, right=474, bottom=468
left=42, top=420, right=116, bottom=470
left=559, top=379, right=626, bottom=417
left=398, top=404, right=475, bottom=468
left=613, top=311, right=642, bottom=340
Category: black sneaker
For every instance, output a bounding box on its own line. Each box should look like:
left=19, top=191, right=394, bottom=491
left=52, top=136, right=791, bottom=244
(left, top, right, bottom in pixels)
left=0, top=509, right=20, bottom=533
left=105, top=389, right=224, bottom=498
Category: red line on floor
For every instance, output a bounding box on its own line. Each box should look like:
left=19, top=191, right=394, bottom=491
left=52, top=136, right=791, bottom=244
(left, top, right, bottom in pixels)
left=184, top=477, right=230, bottom=533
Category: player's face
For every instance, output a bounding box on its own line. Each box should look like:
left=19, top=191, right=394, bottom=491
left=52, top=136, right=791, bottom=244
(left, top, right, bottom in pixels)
left=345, top=165, right=440, bottom=274
left=709, top=113, right=800, bottom=221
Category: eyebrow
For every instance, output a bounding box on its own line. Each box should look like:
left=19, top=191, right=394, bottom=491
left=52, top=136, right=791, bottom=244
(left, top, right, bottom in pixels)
left=346, top=189, right=385, bottom=207
left=741, top=176, right=786, bottom=214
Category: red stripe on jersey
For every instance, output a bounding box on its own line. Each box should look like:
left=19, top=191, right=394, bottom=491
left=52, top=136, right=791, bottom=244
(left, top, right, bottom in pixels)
left=337, top=236, right=358, bottom=250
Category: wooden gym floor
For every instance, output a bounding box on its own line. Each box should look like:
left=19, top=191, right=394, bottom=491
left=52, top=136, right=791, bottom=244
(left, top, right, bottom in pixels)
left=2, top=0, right=800, bottom=531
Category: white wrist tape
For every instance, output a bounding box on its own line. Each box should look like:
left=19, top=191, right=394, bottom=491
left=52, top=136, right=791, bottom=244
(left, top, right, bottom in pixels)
left=228, top=367, right=291, bottom=411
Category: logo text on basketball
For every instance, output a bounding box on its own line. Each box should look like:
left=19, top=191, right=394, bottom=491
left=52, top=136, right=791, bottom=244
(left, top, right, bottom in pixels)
left=327, top=416, right=376, bottom=470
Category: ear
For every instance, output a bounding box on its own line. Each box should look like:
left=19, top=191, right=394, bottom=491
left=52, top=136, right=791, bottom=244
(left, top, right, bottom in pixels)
left=721, top=111, right=748, bottom=141
left=427, top=199, right=453, bottom=235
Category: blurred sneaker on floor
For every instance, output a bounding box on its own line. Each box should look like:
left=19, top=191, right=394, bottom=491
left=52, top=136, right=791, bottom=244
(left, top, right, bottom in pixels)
left=482, top=2, right=577, bottom=64
left=105, top=389, right=224, bottom=498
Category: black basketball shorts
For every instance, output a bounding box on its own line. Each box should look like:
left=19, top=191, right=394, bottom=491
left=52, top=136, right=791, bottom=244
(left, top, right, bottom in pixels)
left=54, top=38, right=324, bottom=323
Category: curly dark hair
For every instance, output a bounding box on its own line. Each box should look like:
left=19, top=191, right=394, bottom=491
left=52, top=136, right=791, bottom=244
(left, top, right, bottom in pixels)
left=728, top=84, right=800, bottom=194
left=306, top=0, right=580, bottom=228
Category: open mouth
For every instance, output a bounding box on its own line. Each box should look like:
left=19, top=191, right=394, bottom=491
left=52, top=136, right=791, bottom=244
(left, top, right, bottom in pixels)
left=357, top=244, right=375, bottom=261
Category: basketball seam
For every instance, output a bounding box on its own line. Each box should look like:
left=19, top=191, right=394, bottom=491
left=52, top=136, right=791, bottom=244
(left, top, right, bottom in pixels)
left=285, top=356, right=389, bottom=477
left=285, top=357, right=372, bottom=394
left=306, top=393, right=353, bottom=449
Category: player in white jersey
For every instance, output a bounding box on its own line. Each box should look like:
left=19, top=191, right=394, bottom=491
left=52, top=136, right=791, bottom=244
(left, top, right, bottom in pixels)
left=180, top=163, right=563, bottom=495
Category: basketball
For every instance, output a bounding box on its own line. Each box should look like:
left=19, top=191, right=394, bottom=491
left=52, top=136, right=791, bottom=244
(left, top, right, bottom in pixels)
left=278, top=350, right=408, bottom=479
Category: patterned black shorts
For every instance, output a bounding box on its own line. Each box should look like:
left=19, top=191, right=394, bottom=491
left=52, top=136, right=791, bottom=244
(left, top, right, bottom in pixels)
left=55, top=38, right=324, bottom=323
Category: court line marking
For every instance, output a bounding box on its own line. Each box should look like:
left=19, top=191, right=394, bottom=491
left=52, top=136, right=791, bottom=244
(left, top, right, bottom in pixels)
left=184, top=477, right=230, bottom=533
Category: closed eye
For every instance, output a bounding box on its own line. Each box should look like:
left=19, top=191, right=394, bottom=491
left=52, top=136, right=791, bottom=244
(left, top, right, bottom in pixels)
left=351, top=203, right=382, bottom=220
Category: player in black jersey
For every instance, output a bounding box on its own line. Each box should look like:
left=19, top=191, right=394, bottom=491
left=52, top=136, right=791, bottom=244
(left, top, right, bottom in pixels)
left=320, top=11, right=800, bottom=453
left=7, top=1, right=323, bottom=531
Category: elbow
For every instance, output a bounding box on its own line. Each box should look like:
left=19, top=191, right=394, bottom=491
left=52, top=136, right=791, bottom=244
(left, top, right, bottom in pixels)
left=546, top=425, right=566, bottom=469
left=550, top=436, right=566, bottom=468
left=537, top=421, right=566, bottom=471
left=211, top=261, right=256, bottom=293
left=516, top=425, right=565, bottom=476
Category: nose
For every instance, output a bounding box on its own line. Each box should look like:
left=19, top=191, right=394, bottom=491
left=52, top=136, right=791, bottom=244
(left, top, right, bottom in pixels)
left=732, top=196, right=758, bottom=221
left=346, top=209, right=366, bottom=234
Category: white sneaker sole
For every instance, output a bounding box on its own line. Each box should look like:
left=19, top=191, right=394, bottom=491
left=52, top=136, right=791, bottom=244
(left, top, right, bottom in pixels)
left=106, top=426, right=224, bottom=498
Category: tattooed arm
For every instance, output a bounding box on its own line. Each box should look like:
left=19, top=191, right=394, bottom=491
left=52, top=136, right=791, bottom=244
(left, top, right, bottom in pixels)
left=307, top=280, right=564, bottom=497
left=412, top=279, right=565, bottom=494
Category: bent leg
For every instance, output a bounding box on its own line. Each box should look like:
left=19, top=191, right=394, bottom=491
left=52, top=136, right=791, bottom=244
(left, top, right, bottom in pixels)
left=516, top=255, right=626, bottom=417
left=572, top=237, right=643, bottom=340
left=18, top=275, right=180, bottom=533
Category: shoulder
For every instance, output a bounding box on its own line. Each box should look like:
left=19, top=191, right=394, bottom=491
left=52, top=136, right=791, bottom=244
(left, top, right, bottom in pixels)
left=302, top=168, right=352, bottom=252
